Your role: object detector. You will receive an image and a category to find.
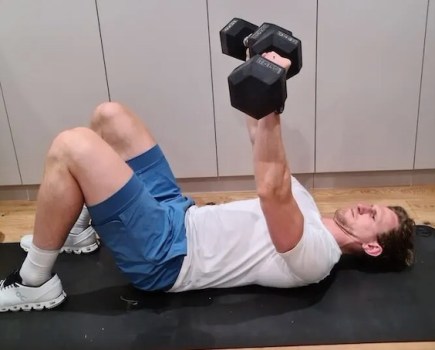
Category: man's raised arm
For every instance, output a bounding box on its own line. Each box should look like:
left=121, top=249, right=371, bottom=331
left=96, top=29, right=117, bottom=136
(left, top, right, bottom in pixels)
left=248, top=52, right=304, bottom=253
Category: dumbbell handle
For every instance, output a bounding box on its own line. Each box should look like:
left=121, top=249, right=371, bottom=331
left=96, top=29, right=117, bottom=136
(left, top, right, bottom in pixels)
left=245, top=23, right=302, bottom=79
left=242, top=24, right=274, bottom=52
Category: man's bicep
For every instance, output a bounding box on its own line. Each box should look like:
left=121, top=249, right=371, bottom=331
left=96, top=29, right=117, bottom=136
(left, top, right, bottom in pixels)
left=260, top=194, right=304, bottom=253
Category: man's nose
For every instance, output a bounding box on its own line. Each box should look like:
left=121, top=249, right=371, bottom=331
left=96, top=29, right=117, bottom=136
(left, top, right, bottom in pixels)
left=357, top=203, right=373, bottom=214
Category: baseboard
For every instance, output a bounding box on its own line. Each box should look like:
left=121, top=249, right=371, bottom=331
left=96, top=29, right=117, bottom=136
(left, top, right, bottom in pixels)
left=179, top=169, right=435, bottom=193
left=313, top=169, right=435, bottom=188
left=0, top=170, right=434, bottom=200
left=314, top=171, right=414, bottom=188
left=0, top=185, right=34, bottom=200
left=178, top=173, right=313, bottom=193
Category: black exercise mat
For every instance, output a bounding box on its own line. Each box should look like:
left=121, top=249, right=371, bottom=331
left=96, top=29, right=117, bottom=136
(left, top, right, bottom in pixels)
left=0, top=225, right=434, bottom=350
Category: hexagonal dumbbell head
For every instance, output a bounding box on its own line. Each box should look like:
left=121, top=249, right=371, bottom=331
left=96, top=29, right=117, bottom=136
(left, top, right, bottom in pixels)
left=228, top=55, right=287, bottom=119
left=220, top=18, right=258, bottom=61
left=246, top=23, right=302, bottom=79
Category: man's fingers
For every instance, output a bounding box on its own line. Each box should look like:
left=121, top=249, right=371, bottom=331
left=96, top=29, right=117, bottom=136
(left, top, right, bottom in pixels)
left=261, top=52, right=291, bottom=71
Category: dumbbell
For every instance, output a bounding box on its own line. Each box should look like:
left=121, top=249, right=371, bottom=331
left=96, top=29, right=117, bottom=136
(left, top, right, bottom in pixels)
left=220, top=18, right=258, bottom=61
left=228, top=55, right=287, bottom=119
left=220, top=18, right=302, bottom=119
left=220, top=18, right=302, bottom=79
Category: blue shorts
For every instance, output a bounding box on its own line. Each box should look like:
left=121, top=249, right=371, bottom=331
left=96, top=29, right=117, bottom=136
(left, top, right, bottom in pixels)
left=87, top=145, right=194, bottom=291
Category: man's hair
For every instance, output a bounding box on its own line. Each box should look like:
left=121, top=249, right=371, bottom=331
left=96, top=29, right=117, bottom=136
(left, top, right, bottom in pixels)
left=372, top=206, right=415, bottom=271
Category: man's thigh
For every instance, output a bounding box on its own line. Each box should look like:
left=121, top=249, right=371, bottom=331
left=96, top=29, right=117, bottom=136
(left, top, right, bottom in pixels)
left=59, top=127, right=133, bottom=206
left=88, top=175, right=187, bottom=291
left=126, top=144, right=191, bottom=204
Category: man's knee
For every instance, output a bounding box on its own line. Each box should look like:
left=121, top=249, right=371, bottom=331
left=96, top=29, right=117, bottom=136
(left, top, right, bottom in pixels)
left=91, top=101, right=126, bottom=127
left=49, top=127, right=97, bottom=163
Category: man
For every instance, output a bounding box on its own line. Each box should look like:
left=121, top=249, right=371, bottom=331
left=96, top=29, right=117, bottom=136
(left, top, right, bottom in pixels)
left=0, top=53, right=415, bottom=312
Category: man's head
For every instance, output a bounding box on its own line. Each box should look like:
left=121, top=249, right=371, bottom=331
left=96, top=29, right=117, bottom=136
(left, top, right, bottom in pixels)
left=334, top=204, right=415, bottom=270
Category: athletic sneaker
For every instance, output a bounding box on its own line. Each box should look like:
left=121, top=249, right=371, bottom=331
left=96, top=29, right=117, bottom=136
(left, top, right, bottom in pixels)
left=20, top=226, right=99, bottom=254
left=0, top=270, right=66, bottom=312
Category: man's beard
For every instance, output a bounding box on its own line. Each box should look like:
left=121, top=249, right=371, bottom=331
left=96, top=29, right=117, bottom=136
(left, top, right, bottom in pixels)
left=333, top=208, right=356, bottom=238
left=334, top=208, right=347, bottom=227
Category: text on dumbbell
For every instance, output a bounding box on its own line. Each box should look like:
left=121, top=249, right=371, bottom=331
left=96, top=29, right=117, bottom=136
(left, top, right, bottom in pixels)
left=251, top=24, right=270, bottom=40
left=223, top=19, right=238, bottom=32
left=277, top=31, right=299, bottom=45
left=256, top=57, right=283, bottom=75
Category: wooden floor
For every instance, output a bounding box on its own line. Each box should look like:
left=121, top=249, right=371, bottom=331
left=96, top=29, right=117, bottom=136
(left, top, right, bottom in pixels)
left=0, top=184, right=434, bottom=350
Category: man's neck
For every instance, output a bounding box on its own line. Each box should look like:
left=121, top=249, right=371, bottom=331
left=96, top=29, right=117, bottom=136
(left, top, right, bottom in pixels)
left=321, top=217, right=360, bottom=255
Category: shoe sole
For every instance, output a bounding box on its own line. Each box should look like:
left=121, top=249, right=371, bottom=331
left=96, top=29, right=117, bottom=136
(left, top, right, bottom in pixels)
left=0, top=290, right=67, bottom=312
left=20, top=241, right=99, bottom=255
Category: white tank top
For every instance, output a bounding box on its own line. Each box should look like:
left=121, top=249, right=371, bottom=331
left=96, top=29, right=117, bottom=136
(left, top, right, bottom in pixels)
left=169, top=177, right=341, bottom=292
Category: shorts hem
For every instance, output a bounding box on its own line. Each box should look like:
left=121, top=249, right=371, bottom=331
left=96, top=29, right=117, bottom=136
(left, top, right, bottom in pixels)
left=126, top=144, right=162, bottom=173
left=88, top=175, right=143, bottom=225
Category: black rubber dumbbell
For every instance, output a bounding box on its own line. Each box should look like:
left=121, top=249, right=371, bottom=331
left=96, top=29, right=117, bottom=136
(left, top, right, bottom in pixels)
left=220, top=18, right=258, bottom=61
left=246, top=23, right=302, bottom=79
left=220, top=18, right=302, bottom=79
left=228, top=54, right=287, bottom=120
left=221, top=18, right=302, bottom=119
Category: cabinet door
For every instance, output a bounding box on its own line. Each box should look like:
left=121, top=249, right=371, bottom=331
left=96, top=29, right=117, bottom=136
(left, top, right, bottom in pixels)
left=316, top=0, right=427, bottom=172
left=97, top=0, right=216, bottom=178
left=0, top=0, right=109, bottom=184
left=0, top=84, right=21, bottom=185
left=415, top=0, right=435, bottom=169
left=208, top=0, right=317, bottom=176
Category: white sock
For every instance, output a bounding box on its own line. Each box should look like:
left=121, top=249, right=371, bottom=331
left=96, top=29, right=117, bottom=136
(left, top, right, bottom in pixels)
left=19, top=243, right=60, bottom=286
left=70, top=206, right=90, bottom=234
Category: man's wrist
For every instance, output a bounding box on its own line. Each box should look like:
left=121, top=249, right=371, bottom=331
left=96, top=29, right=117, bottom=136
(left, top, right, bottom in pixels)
left=258, top=113, right=281, bottom=127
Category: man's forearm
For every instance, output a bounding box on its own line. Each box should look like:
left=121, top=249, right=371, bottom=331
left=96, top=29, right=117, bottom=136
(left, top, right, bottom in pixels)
left=253, top=113, right=291, bottom=199
left=246, top=116, right=258, bottom=146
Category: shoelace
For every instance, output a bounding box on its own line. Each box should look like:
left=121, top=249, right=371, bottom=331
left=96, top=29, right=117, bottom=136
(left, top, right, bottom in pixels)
left=0, top=270, right=21, bottom=290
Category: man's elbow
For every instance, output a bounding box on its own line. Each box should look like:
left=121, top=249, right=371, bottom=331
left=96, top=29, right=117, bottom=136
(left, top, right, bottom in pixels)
left=258, top=186, right=292, bottom=206
left=257, top=174, right=292, bottom=201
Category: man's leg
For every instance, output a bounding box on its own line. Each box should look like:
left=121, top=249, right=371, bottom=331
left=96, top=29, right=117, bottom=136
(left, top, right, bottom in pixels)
left=90, top=101, right=157, bottom=161
left=90, top=102, right=186, bottom=203
left=32, top=127, right=133, bottom=249
left=0, top=127, right=134, bottom=311
left=88, top=102, right=193, bottom=292
left=20, top=102, right=158, bottom=254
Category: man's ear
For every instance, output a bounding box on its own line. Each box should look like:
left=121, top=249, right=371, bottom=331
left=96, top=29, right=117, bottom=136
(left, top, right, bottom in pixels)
left=362, top=242, right=383, bottom=257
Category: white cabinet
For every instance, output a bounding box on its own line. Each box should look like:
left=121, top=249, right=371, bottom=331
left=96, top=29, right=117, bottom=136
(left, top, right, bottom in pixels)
left=316, top=0, right=428, bottom=172
left=0, top=0, right=109, bottom=184
left=415, top=0, right=435, bottom=169
left=208, top=0, right=317, bottom=176
left=0, top=0, right=433, bottom=187
left=97, top=0, right=216, bottom=178
left=0, top=84, right=21, bottom=185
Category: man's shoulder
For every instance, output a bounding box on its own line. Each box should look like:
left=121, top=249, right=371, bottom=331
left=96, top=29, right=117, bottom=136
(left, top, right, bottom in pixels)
left=277, top=218, right=341, bottom=283
left=290, top=178, right=320, bottom=217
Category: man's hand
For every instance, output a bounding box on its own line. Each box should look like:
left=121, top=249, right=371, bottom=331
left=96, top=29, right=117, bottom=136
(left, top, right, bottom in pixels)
left=244, top=51, right=291, bottom=145
left=261, top=51, right=291, bottom=72
left=246, top=48, right=291, bottom=71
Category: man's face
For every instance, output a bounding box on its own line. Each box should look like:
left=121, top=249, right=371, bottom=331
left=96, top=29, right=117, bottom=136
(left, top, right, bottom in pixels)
left=334, top=204, right=399, bottom=244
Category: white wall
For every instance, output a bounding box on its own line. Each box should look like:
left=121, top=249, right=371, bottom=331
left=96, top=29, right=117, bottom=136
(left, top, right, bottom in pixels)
left=0, top=82, right=21, bottom=185
left=208, top=0, right=317, bottom=176
left=97, top=0, right=217, bottom=178
left=0, top=0, right=108, bottom=184
left=316, top=0, right=428, bottom=172
left=0, top=0, right=434, bottom=187
left=415, top=0, right=435, bottom=169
